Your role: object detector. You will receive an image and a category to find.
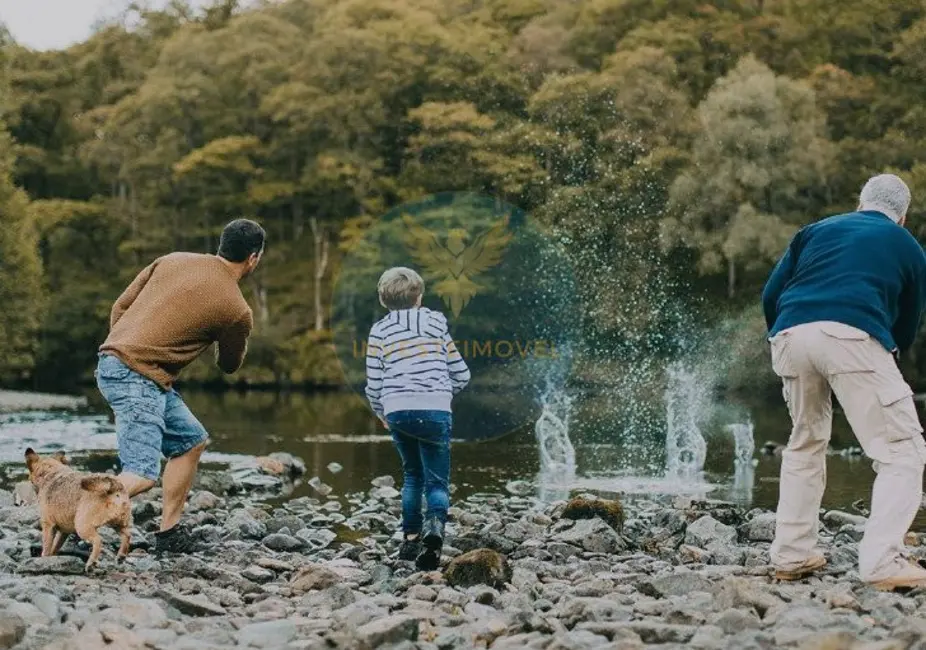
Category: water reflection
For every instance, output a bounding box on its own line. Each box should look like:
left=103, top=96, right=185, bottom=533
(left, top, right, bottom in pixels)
left=1, top=388, right=923, bottom=520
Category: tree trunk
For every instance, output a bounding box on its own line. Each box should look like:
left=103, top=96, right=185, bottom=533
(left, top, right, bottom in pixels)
left=250, top=276, right=270, bottom=327
left=727, top=257, right=736, bottom=299
left=310, top=216, right=330, bottom=331
left=293, top=195, right=304, bottom=241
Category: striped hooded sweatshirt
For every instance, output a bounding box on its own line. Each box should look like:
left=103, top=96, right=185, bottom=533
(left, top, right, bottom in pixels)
left=364, top=307, right=471, bottom=416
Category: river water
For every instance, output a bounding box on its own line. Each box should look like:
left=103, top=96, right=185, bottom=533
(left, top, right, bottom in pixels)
left=0, top=387, right=893, bottom=517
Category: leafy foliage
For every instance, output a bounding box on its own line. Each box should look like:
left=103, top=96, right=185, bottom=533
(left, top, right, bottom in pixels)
left=3, top=0, right=926, bottom=393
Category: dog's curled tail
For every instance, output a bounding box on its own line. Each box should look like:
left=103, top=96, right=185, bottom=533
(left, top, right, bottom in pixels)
left=80, top=476, right=124, bottom=496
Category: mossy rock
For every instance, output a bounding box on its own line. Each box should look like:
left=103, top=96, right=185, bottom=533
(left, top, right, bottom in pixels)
left=560, top=496, right=624, bottom=533
left=444, top=549, right=511, bottom=589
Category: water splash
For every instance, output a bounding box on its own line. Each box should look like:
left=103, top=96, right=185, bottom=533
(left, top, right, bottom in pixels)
left=726, top=421, right=756, bottom=505
left=664, top=360, right=709, bottom=483
left=534, top=384, right=576, bottom=503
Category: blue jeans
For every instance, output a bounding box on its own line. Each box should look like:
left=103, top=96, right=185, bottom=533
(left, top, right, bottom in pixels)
left=387, top=410, right=452, bottom=535
left=95, top=354, right=209, bottom=481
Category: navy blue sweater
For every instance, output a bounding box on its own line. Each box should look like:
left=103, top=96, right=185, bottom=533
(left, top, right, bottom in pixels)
left=762, top=211, right=926, bottom=353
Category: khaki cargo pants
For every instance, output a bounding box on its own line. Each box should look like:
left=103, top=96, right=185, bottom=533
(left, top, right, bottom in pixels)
left=769, top=321, right=926, bottom=582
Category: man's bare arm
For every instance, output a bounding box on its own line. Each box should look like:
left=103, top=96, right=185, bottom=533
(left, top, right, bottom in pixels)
left=215, top=311, right=254, bottom=374
left=110, top=261, right=158, bottom=329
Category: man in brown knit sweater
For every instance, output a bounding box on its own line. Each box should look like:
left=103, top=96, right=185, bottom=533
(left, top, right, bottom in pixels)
left=95, top=219, right=264, bottom=554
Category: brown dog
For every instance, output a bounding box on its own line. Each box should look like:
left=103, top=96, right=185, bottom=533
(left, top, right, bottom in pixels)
left=25, top=448, right=132, bottom=570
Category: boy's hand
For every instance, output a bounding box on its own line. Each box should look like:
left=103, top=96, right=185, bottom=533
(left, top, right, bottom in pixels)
left=378, top=416, right=389, bottom=430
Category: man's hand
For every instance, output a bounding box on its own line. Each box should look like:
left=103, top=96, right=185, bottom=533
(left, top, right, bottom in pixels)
left=378, top=416, right=389, bottom=430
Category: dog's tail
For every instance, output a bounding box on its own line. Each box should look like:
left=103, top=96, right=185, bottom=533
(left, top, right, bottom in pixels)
left=80, top=476, right=124, bottom=496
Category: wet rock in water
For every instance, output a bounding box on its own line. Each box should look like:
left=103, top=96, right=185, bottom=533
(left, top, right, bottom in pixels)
left=552, top=518, right=625, bottom=554
left=237, top=619, right=297, bottom=648
left=156, top=590, right=227, bottom=617
left=823, top=510, right=867, bottom=529
left=355, top=615, right=419, bottom=647
left=290, top=564, right=341, bottom=593
left=445, top=549, right=511, bottom=589
left=505, top=480, right=533, bottom=497
left=194, top=470, right=235, bottom=496
left=12, top=481, right=36, bottom=506
left=685, top=515, right=737, bottom=548
left=370, top=486, right=401, bottom=500
left=19, top=556, right=85, bottom=575
left=228, top=466, right=284, bottom=493
left=256, top=456, right=287, bottom=475
left=559, top=496, right=625, bottom=533
left=0, top=612, right=26, bottom=650
left=308, top=477, right=333, bottom=497
left=371, top=475, right=395, bottom=489
left=327, top=462, right=343, bottom=474
left=255, top=452, right=307, bottom=479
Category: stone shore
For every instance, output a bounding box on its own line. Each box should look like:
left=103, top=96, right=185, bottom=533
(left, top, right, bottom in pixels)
left=1, top=463, right=925, bottom=650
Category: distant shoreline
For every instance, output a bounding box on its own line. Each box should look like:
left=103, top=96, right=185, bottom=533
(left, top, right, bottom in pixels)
left=0, top=390, right=87, bottom=413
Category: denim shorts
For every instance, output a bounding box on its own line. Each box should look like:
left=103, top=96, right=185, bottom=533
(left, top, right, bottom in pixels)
left=95, top=354, right=209, bottom=481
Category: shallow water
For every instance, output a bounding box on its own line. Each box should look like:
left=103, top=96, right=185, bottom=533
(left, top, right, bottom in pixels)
left=0, top=387, right=904, bottom=522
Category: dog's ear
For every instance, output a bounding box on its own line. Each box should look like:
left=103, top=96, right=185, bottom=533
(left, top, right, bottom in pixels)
left=25, top=448, right=39, bottom=469
left=52, top=451, right=68, bottom=465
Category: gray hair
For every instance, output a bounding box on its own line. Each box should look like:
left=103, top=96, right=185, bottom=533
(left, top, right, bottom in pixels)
left=858, top=174, right=911, bottom=223
left=377, top=267, right=424, bottom=310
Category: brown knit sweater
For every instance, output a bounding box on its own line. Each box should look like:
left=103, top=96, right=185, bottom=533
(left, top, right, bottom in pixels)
left=99, top=252, right=254, bottom=390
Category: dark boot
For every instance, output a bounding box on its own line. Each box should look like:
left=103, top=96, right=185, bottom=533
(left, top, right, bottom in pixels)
left=421, top=516, right=444, bottom=552
left=416, top=517, right=444, bottom=571
left=398, top=536, right=421, bottom=562
left=154, top=524, right=212, bottom=555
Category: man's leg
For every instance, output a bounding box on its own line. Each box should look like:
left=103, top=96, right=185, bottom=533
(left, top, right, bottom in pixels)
left=769, top=329, right=833, bottom=575
left=159, top=390, right=210, bottom=533
left=828, top=340, right=926, bottom=584
left=96, top=355, right=165, bottom=496
left=161, top=442, right=207, bottom=532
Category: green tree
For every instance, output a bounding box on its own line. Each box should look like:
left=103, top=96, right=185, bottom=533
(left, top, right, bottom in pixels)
left=0, top=126, right=44, bottom=383
left=661, top=55, right=831, bottom=298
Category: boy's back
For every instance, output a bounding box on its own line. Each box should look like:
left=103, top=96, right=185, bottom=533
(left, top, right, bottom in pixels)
left=365, top=307, right=470, bottom=417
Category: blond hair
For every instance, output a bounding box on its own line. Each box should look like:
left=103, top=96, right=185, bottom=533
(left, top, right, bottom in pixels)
left=377, top=267, right=424, bottom=310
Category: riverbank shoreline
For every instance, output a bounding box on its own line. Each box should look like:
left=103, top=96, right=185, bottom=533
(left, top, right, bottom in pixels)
left=0, top=468, right=925, bottom=649
left=0, top=390, right=87, bottom=413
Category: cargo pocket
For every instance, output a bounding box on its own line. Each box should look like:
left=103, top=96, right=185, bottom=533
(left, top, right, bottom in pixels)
left=871, top=384, right=926, bottom=465
left=878, top=384, right=923, bottom=438
left=769, top=332, right=797, bottom=379
left=819, top=322, right=876, bottom=374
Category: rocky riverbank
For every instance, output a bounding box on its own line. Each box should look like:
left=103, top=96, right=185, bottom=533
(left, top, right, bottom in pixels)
left=1, top=466, right=925, bottom=650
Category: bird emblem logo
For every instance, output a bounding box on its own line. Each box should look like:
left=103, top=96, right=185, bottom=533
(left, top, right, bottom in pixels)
left=401, top=213, right=513, bottom=317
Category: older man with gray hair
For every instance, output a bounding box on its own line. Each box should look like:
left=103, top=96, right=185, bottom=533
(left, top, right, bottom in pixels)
left=763, top=174, right=926, bottom=590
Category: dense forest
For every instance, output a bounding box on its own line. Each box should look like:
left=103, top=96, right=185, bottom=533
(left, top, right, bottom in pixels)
left=2, top=0, right=926, bottom=394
